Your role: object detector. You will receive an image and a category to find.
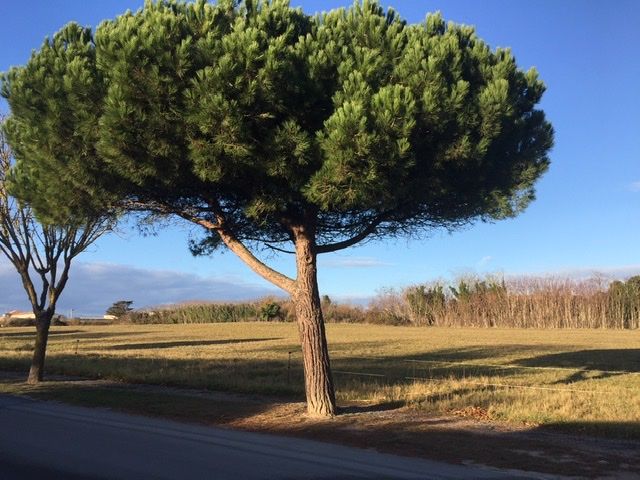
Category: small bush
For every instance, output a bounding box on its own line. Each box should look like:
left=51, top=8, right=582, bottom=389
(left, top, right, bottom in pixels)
left=260, top=302, right=282, bottom=321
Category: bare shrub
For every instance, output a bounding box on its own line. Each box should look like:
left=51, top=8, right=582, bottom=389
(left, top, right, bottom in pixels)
left=322, top=303, right=367, bottom=323
left=367, top=288, right=412, bottom=325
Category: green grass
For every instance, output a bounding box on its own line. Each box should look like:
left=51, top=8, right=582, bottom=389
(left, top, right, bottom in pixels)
left=0, top=323, right=638, bottom=437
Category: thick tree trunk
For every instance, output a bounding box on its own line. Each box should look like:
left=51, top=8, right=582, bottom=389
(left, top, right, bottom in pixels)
left=293, top=227, right=336, bottom=417
left=27, top=311, right=53, bottom=384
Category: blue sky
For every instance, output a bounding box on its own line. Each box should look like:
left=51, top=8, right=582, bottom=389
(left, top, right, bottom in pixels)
left=1, top=0, right=639, bottom=314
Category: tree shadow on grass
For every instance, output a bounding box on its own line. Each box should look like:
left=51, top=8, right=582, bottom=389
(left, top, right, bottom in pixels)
left=330, top=346, right=551, bottom=383
left=514, top=349, right=640, bottom=384
left=0, top=330, right=84, bottom=338
left=405, top=344, right=566, bottom=362
left=1, top=331, right=149, bottom=341
left=8, top=344, right=632, bottom=398
left=107, top=338, right=284, bottom=350
left=516, top=349, right=640, bottom=373
left=551, top=369, right=626, bottom=385
left=336, top=386, right=482, bottom=416
left=328, top=346, right=640, bottom=385
left=4, top=353, right=307, bottom=398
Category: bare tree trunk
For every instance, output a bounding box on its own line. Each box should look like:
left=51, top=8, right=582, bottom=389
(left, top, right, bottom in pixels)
left=27, top=310, right=53, bottom=384
left=293, top=226, right=336, bottom=417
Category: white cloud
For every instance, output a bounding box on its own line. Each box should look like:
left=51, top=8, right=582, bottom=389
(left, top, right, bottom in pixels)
left=506, top=264, right=640, bottom=281
left=476, top=255, right=493, bottom=268
left=321, top=256, right=393, bottom=268
left=327, top=294, right=373, bottom=306
left=0, top=260, right=277, bottom=316
left=559, top=265, right=640, bottom=279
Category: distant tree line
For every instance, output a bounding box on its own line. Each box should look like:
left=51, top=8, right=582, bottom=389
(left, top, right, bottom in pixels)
left=117, top=275, right=639, bottom=329
left=126, top=300, right=281, bottom=324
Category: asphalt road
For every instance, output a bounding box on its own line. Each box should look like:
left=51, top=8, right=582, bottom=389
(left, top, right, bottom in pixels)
left=0, top=394, right=555, bottom=479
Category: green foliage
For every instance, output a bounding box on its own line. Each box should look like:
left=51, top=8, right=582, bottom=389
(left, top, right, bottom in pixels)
left=607, top=276, right=640, bottom=329
left=124, top=298, right=370, bottom=324
left=1, top=24, right=111, bottom=223
left=106, top=300, right=134, bottom=318
left=450, top=278, right=507, bottom=302
left=2, top=0, right=553, bottom=253
left=259, top=301, right=282, bottom=321
left=404, top=284, right=446, bottom=325
left=321, top=294, right=332, bottom=307
left=129, top=302, right=262, bottom=324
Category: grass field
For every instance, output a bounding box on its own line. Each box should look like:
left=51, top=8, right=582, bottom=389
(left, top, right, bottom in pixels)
left=0, top=323, right=638, bottom=436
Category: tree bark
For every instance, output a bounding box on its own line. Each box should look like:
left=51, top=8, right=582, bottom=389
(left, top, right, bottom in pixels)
left=292, top=226, right=337, bottom=417
left=27, top=310, right=53, bottom=384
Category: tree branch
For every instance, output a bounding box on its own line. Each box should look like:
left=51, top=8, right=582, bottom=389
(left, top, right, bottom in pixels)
left=316, top=216, right=384, bottom=254
left=263, top=243, right=295, bottom=254
left=208, top=212, right=296, bottom=294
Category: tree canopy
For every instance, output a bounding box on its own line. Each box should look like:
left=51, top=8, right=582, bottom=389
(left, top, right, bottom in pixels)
left=2, top=0, right=552, bottom=257
left=106, top=300, right=134, bottom=318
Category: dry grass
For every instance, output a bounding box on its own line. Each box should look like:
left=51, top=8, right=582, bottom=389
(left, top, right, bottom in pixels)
left=0, top=323, right=638, bottom=436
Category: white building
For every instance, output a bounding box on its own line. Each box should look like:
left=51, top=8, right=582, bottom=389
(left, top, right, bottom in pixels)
left=3, top=310, right=36, bottom=320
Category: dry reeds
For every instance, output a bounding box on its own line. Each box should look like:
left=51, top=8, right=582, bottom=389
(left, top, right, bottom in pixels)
left=371, top=275, right=640, bottom=329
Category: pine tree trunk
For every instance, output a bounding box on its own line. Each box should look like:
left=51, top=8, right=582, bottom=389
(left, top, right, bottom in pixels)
left=293, top=227, right=336, bottom=417
left=27, top=311, right=53, bottom=384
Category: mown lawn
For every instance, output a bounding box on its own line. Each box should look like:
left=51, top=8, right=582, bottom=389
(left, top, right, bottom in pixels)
left=0, top=323, right=638, bottom=436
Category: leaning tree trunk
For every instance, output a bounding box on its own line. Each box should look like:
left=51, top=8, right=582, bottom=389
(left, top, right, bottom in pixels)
left=27, top=310, right=54, bottom=384
left=293, top=227, right=337, bottom=417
